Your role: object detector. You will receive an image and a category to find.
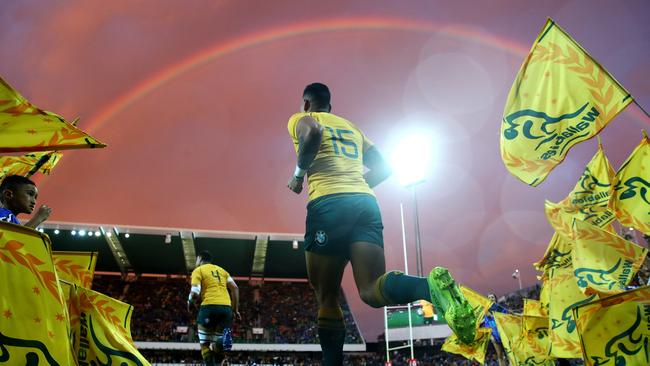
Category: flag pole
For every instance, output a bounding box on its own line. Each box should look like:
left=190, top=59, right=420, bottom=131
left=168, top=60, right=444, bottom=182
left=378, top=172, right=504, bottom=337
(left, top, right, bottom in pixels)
left=633, top=99, right=650, bottom=120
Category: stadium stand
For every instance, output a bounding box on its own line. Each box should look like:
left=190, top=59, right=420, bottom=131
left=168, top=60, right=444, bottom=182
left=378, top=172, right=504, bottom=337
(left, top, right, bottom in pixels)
left=42, top=224, right=649, bottom=365
left=92, top=275, right=363, bottom=344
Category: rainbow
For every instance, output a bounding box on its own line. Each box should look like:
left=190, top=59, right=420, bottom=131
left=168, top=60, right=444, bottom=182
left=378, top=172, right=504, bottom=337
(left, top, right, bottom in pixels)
left=85, top=16, right=530, bottom=133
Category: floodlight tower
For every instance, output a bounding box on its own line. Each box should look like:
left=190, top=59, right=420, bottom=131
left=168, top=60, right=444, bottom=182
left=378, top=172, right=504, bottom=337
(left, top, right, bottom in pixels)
left=390, top=134, right=433, bottom=277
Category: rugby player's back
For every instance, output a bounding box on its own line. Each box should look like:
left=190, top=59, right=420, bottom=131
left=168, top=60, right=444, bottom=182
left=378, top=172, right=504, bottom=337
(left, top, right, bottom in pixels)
left=191, top=264, right=231, bottom=306
left=288, top=112, right=374, bottom=201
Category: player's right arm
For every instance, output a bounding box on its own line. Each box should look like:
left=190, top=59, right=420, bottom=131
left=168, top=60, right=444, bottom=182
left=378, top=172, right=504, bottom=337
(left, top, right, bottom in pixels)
left=362, top=140, right=392, bottom=188
left=288, top=115, right=323, bottom=194
left=226, top=276, right=241, bottom=320
left=188, top=268, right=202, bottom=311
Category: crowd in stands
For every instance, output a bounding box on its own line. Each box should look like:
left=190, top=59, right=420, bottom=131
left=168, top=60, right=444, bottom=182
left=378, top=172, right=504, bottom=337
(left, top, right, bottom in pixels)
left=91, top=275, right=363, bottom=344
left=94, top=234, right=650, bottom=365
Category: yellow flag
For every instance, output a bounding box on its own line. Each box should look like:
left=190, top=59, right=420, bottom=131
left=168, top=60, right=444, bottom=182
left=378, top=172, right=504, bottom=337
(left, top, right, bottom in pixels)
left=573, top=286, right=650, bottom=366
left=460, top=285, right=493, bottom=329
left=520, top=315, right=555, bottom=364
left=494, top=313, right=523, bottom=365
left=69, top=285, right=150, bottom=365
left=545, top=146, right=617, bottom=237
left=494, top=313, right=556, bottom=365
left=540, top=277, right=551, bottom=316
left=0, top=222, right=74, bottom=365
left=613, top=132, right=650, bottom=234
left=534, top=229, right=598, bottom=357
left=0, top=76, right=106, bottom=153
left=524, top=299, right=547, bottom=317
left=501, top=19, right=632, bottom=186
left=572, top=220, right=647, bottom=296
left=548, top=265, right=596, bottom=358
left=442, top=327, right=491, bottom=364
left=0, top=151, right=62, bottom=179
left=559, top=145, right=616, bottom=213
left=53, top=251, right=98, bottom=289
left=534, top=232, right=573, bottom=273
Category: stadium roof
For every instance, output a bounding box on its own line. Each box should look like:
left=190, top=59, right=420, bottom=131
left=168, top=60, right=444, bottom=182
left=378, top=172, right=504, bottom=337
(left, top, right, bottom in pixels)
left=42, top=221, right=307, bottom=279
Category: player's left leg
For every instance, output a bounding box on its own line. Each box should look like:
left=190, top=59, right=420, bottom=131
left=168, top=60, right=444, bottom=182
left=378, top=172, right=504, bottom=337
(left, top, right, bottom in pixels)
left=197, top=305, right=221, bottom=366
left=348, top=194, right=476, bottom=343
left=214, top=305, right=234, bottom=351
left=349, top=241, right=428, bottom=307
left=197, top=324, right=219, bottom=366
left=306, top=251, right=348, bottom=366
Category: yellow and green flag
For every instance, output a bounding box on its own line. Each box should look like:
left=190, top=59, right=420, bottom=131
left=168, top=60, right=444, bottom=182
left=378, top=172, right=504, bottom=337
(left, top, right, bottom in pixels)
left=0, top=76, right=106, bottom=153
left=573, top=286, right=650, bottom=366
left=68, top=285, right=150, bottom=365
left=613, top=131, right=650, bottom=234
left=53, top=251, right=98, bottom=289
left=534, top=232, right=573, bottom=273
left=540, top=276, right=551, bottom=317
left=520, top=315, right=555, bottom=364
left=573, top=219, right=647, bottom=296
left=0, top=222, right=74, bottom=365
left=545, top=146, right=617, bottom=237
left=548, top=265, right=596, bottom=358
left=501, top=18, right=631, bottom=186
left=524, top=299, right=547, bottom=317
left=442, top=327, right=491, bottom=364
left=494, top=313, right=523, bottom=365
left=460, top=285, right=493, bottom=329
left=0, top=151, right=62, bottom=180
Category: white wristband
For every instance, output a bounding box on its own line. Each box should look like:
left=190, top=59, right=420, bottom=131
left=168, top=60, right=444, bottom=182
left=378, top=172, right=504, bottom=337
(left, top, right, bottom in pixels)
left=294, top=165, right=307, bottom=178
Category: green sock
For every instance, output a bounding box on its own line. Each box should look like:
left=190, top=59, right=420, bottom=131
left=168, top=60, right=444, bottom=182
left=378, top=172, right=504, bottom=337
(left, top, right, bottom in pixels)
left=317, top=307, right=345, bottom=366
left=377, top=271, right=431, bottom=305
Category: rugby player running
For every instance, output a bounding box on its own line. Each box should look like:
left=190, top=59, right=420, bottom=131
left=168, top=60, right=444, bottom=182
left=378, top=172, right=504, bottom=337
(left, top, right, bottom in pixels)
left=287, top=83, right=476, bottom=365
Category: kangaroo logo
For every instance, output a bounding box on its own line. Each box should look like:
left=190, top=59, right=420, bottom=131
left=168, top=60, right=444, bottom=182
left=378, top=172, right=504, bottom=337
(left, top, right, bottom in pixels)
left=617, top=177, right=650, bottom=205
left=546, top=248, right=572, bottom=270
left=591, top=306, right=649, bottom=366
left=577, top=167, right=610, bottom=193
left=503, top=102, right=600, bottom=160
left=571, top=166, right=611, bottom=206
left=551, top=295, right=596, bottom=333
left=0, top=332, right=60, bottom=365
left=86, top=314, right=146, bottom=365
left=574, top=259, right=622, bottom=291
left=532, top=326, right=549, bottom=340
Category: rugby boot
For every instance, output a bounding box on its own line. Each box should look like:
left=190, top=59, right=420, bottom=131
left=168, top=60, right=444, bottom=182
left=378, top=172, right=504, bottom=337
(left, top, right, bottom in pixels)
left=427, top=267, right=476, bottom=344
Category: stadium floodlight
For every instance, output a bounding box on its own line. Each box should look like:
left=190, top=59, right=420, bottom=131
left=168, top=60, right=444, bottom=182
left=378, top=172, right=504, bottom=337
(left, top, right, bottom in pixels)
left=512, top=269, right=522, bottom=290
left=79, top=230, right=86, bottom=237
left=124, top=233, right=130, bottom=238
left=389, top=132, right=434, bottom=277
left=95, top=231, right=101, bottom=237
left=106, top=231, right=112, bottom=237
left=71, top=230, right=76, bottom=236
left=54, top=229, right=60, bottom=235
left=389, top=133, right=433, bottom=187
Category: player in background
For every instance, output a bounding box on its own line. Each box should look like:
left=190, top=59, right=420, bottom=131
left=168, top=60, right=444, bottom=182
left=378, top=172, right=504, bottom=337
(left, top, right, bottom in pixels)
left=188, top=251, right=241, bottom=366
